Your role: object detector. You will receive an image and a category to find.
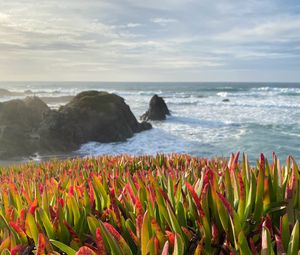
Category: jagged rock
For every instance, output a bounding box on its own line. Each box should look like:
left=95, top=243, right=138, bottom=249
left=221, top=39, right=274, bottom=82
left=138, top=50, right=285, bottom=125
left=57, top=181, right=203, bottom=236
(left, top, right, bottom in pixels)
left=0, top=91, right=152, bottom=158
left=141, top=95, right=170, bottom=121
left=38, top=91, right=152, bottom=153
left=0, top=97, right=50, bottom=158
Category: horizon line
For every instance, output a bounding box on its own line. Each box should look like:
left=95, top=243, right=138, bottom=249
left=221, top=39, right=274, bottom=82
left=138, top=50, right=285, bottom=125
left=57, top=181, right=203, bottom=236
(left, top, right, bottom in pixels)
left=0, top=80, right=300, bottom=84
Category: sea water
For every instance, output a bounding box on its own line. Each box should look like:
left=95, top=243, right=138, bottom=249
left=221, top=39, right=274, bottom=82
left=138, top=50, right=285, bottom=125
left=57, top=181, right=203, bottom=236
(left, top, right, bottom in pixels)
left=1, top=82, right=299, bottom=163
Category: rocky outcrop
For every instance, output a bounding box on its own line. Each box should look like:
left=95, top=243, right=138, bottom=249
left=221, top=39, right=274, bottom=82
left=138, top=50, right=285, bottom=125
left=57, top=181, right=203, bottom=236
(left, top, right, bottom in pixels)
left=0, top=91, right=152, bottom=159
left=141, top=95, right=170, bottom=121
left=0, top=97, right=50, bottom=158
left=38, top=91, right=152, bottom=153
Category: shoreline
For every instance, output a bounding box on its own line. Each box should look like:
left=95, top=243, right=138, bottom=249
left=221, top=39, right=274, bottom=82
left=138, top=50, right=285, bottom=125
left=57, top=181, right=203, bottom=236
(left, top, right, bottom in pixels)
left=0, top=84, right=300, bottom=163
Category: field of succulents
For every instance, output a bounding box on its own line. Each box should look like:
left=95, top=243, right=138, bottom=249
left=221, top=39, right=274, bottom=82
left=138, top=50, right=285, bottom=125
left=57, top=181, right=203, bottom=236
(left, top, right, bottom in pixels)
left=0, top=153, right=299, bottom=254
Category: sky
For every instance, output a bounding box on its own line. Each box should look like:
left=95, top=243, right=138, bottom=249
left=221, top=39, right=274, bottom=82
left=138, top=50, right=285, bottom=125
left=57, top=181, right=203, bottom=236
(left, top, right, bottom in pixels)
left=0, top=0, right=300, bottom=82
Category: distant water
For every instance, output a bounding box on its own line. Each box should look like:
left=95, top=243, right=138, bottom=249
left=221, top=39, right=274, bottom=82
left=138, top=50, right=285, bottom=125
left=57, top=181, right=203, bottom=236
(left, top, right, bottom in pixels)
left=1, top=81, right=300, bottom=163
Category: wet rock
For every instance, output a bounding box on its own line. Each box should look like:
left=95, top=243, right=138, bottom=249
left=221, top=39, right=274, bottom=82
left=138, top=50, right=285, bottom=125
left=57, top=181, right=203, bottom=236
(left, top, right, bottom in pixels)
left=38, top=91, right=152, bottom=153
left=141, top=94, right=170, bottom=121
left=0, top=91, right=152, bottom=158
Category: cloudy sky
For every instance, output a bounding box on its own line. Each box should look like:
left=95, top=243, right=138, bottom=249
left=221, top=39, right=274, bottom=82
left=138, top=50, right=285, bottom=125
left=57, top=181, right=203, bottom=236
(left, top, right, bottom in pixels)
left=0, top=0, right=300, bottom=81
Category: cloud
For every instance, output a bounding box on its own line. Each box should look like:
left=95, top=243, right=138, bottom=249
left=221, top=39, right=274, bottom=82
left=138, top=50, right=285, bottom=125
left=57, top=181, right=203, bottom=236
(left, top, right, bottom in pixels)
left=126, top=23, right=142, bottom=28
left=150, top=18, right=178, bottom=26
left=217, top=16, right=300, bottom=43
left=0, top=0, right=300, bottom=81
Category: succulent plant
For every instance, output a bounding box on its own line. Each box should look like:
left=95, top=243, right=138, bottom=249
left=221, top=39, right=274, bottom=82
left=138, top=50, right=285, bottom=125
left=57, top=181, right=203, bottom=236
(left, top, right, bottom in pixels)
left=0, top=153, right=299, bottom=254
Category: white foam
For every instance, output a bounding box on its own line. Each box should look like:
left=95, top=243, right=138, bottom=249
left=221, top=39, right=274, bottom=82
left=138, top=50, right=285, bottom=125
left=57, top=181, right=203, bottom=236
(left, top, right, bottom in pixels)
left=1, top=82, right=300, bottom=161
left=217, top=92, right=228, bottom=97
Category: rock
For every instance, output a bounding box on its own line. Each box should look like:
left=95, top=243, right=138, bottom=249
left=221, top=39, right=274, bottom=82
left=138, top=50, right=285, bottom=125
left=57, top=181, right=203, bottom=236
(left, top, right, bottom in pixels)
left=0, top=97, right=49, bottom=129
left=24, top=97, right=51, bottom=128
left=141, top=94, right=170, bottom=121
left=138, top=121, right=152, bottom=131
left=38, top=91, right=152, bottom=153
left=0, top=91, right=152, bottom=158
left=222, top=99, right=230, bottom=102
left=0, top=97, right=50, bottom=158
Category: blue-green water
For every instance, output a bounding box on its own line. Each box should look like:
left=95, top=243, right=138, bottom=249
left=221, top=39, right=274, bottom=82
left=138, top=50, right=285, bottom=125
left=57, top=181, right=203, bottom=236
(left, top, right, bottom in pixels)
left=1, top=82, right=300, bottom=162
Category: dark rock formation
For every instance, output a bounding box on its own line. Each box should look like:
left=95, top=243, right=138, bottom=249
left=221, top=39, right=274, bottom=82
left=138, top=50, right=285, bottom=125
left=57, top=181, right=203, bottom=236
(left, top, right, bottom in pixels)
left=38, top=91, right=152, bottom=153
left=24, top=97, right=51, bottom=127
left=0, top=91, right=152, bottom=159
left=0, top=97, right=50, bottom=158
left=141, top=94, right=170, bottom=121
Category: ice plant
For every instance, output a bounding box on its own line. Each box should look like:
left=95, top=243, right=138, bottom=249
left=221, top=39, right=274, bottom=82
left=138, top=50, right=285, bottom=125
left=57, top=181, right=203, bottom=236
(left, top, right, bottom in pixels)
left=0, top=153, right=299, bottom=254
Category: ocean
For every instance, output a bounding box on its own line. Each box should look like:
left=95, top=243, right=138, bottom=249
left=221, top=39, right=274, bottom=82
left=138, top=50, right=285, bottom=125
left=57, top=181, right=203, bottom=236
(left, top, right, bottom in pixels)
left=1, top=82, right=300, bottom=163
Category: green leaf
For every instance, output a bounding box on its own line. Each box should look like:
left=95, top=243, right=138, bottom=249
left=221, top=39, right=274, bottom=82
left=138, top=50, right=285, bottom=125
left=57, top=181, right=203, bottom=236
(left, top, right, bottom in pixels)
left=215, top=192, right=229, bottom=232
left=141, top=211, right=150, bottom=255
left=281, top=214, right=290, bottom=252
left=155, top=189, right=171, bottom=227
left=238, top=231, right=252, bottom=255
left=50, top=239, right=76, bottom=255
left=243, top=171, right=256, bottom=225
left=150, top=217, right=166, bottom=248
left=173, top=233, right=184, bottom=255
left=87, top=216, right=100, bottom=238
left=0, top=237, right=10, bottom=253
left=38, top=208, right=54, bottom=239
left=1, top=249, right=11, bottom=255
left=291, top=157, right=299, bottom=208
left=92, top=176, right=109, bottom=210
left=261, top=226, right=275, bottom=255
left=224, top=168, right=234, bottom=206
left=176, top=202, right=187, bottom=228
left=0, top=212, right=10, bottom=230
left=145, top=237, right=156, bottom=255
left=69, top=196, right=80, bottom=226
left=167, top=177, right=175, bottom=208
left=253, top=163, right=264, bottom=223
left=166, top=203, right=183, bottom=238
left=287, top=220, right=299, bottom=255
left=25, top=213, right=39, bottom=246
left=98, top=221, right=124, bottom=255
